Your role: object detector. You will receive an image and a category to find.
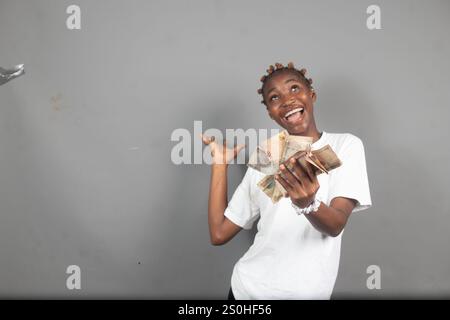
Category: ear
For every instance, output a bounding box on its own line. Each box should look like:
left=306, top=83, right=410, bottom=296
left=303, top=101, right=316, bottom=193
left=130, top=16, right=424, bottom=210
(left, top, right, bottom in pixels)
left=266, top=106, right=274, bottom=120
left=311, top=89, right=317, bottom=103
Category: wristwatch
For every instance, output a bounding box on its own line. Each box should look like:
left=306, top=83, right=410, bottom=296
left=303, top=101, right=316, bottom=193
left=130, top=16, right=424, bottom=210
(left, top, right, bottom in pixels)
left=291, top=196, right=322, bottom=216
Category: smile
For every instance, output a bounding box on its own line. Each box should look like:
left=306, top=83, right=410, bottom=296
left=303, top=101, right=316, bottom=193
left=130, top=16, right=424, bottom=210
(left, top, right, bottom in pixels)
left=283, top=107, right=305, bottom=122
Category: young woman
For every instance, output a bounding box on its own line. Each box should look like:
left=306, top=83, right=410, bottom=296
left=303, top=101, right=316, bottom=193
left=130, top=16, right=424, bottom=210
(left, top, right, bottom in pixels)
left=202, top=62, right=372, bottom=300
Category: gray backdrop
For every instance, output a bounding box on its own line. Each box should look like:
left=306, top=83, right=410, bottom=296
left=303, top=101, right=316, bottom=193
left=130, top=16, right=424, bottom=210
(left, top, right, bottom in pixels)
left=1, top=0, right=449, bottom=298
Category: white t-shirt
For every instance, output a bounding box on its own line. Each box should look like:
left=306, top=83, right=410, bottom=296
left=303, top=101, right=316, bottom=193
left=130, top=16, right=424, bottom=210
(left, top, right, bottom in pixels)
left=224, top=131, right=372, bottom=300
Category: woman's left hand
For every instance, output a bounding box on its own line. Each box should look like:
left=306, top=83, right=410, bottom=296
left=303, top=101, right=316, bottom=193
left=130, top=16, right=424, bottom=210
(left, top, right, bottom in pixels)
left=275, top=157, right=320, bottom=208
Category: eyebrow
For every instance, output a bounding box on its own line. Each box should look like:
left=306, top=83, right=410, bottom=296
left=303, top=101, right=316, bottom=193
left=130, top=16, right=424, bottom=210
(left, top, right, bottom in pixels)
left=266, top=78, right=301, bottom=95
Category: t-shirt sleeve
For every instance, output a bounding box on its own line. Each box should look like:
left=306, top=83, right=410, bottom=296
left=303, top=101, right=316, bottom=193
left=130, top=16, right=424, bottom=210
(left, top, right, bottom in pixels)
left=224, top=168, right=260, bottom=230
left=328, top=135, right=372, bottom=213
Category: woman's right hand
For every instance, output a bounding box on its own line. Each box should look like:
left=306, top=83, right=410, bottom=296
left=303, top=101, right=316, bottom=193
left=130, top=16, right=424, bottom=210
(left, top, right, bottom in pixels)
left=200, top=134, right=245, bottom=166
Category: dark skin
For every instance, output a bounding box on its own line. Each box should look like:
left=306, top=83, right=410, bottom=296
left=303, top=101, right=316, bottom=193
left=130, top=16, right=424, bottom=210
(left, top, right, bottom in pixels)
left=202, top=69, right=357, bottom=245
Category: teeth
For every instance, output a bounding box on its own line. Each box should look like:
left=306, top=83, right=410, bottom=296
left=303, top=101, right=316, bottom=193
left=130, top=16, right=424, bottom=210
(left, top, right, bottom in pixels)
left=284, top=107, right=304, bottom=119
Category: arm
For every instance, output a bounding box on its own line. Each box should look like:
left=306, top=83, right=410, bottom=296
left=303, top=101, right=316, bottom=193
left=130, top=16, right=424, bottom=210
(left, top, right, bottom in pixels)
left=303, top=197, right=356, bottom=237
left=276, top=158, right=356, bottom=237
left=202, top=135, right=245, bottom=245
left=208, top=164, right=242, bottom=245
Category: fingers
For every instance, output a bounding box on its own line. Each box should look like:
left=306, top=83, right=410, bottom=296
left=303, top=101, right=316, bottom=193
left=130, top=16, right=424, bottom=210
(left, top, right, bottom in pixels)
left=276, top=165, right=309, bottom=202
left=275, top=156, right=321, bottom=207
left=277, top=159, right=319, bottom=194
left=290, top=157, right=315, bottom=183
left=199, top=134, right=207, bottom=144
left=234, top=144, right=246, bottom=157
left=285, top=158, right=311, bottom=190
left=199, top=134, right=217, bottom=158
left=200, top=134, right=209, bottom=145
left=289, top=157, right=320, bottom=195
left=200, top=134, right=245, bottom=152
left=278, top=164, right=302, bottom=190
left=199, top=134, right=215, bottom=145
left=199, top=134, right=247, bottom=165
left=275, top=173, right=293, bottom=193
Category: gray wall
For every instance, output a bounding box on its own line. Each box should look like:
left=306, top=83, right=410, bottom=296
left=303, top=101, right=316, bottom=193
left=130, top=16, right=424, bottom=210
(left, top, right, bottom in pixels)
left=0, top=0, right=449, bottom=298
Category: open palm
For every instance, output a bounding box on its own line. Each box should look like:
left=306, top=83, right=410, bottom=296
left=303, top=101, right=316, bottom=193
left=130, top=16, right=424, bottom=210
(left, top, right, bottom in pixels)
left=201, top=134, right=245, bottom=165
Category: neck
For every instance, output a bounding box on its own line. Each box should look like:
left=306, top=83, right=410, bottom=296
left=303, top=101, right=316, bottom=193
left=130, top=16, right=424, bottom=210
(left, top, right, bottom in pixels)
left=289, top=126, right=321, bottom=143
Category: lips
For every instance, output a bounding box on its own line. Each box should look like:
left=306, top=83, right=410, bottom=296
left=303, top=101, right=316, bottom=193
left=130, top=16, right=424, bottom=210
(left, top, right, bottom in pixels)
left=283, top=107, right=305, bottom=124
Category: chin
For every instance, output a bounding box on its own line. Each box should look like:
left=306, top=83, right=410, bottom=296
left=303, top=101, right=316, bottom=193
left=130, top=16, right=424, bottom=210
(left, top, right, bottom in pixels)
left=288, top=129, right=307, bottom=136
left=286, top=124, right=309, bottom=136
left=274, top=117, right=310, bottom=136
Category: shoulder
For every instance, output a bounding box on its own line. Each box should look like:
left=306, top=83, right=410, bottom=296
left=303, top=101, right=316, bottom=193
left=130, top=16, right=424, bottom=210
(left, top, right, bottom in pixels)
left=323, top=132, right=365, bottom=159
left=325, top=132, right=363, bottom=145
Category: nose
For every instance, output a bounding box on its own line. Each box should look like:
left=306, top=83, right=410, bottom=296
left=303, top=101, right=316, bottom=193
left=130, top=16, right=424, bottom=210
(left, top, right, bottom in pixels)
left=280, top=97, right=296, bottom=109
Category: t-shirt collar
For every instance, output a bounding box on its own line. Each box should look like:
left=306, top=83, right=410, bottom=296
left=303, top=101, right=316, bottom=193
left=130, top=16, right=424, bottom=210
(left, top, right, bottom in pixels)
left=281, top=130, right=327, bottom=150
left=312, top=131, right=327, bottom=149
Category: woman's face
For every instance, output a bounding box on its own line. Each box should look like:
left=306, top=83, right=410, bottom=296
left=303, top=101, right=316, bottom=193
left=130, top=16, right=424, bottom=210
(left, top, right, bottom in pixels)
left=263, top=70, right=316, bottom=135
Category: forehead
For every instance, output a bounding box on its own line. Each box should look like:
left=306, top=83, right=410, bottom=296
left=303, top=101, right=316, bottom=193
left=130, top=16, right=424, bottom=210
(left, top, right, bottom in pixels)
left=263, top=70, right=304, bottom=92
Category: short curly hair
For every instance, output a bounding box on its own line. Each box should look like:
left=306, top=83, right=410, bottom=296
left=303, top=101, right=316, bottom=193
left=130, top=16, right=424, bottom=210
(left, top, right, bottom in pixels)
left=257, top=62, right=314, bottom=105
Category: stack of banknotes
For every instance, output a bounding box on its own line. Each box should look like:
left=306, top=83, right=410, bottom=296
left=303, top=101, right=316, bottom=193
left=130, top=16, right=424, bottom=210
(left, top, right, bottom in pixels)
left=247, top=131, right=342, bottom=203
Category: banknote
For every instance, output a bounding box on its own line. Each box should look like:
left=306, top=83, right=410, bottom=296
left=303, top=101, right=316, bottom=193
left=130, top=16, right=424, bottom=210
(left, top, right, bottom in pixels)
left=248, top=130, right=287, bottom=171
left=250, top=132, right=312, bottom=202
left=286, top=145, right=342, bottom=175
left=258, top=174, right=288, bottom=203
left=249, top=132, right=342, bottom=203
left=281, top=135, right=313, bottom=160
left=247, top=146, right=279, bottom=175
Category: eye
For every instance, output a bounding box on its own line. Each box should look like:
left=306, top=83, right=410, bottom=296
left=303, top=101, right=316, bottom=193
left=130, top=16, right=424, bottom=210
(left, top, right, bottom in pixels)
left=291, top=85, right=300, bottom=92
left=269, top=95, right=279, bottom=102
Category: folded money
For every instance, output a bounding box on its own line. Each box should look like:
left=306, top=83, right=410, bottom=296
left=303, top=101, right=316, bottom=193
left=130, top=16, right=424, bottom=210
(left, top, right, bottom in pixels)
left=248, top=131, right=342, bottom=203
left=285, top=145, right=342, bottom=176
left=248, top=131, right=312, bottom=174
